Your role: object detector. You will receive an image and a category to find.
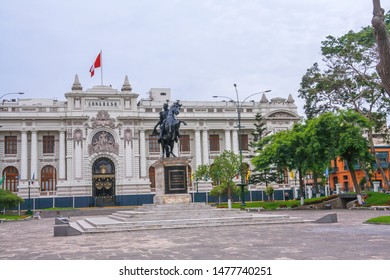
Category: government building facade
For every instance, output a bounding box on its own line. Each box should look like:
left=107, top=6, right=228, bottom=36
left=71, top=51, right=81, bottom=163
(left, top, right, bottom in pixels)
left=0, top=76, right=300, bottom=208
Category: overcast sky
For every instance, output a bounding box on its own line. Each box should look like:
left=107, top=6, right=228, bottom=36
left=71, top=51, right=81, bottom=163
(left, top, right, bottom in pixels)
left=0, top=0, right=381, bottom=116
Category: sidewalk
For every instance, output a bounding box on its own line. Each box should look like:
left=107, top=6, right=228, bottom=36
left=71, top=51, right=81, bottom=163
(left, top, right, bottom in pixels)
left=1, top=209, right=390, bottom=260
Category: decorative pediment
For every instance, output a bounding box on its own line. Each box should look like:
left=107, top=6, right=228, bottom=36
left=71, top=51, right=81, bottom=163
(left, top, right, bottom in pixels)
left=91, top=110, right=115, bottom=128
left=266, top=110, right=300, bottom=119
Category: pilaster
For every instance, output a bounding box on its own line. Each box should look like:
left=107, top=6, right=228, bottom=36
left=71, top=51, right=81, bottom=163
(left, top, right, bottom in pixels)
left=21, top=131, right=28, bottom=180
left=232, top=129, right=239, bottom=154
left=30, top=131, right=37, bottom=179
left=139, top=130, right=146, bottom=177
left=195, top=129, right=202, bottom=167
left=202, top=129, right=209, bottom=165
left=225, top=129, right=231, bottom=151
left=59, top=131, right=66, bottom=180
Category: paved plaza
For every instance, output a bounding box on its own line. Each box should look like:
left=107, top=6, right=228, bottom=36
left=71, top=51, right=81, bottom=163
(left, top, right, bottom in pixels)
left=1, top=209, right=390, bottom=260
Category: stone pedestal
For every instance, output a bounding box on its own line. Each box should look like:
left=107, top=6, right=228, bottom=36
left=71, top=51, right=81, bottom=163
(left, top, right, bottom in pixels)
left=153, top=157, right=191, bottom=204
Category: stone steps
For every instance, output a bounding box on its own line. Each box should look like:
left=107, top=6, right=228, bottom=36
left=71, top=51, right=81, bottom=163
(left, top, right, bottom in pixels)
left=109, top=208, right=244, bottom=222
left=137, top=203, right=212, bottom=211
left=71, top=214, right=302, bottom=234
left=66, top=204, right=304, bottom=235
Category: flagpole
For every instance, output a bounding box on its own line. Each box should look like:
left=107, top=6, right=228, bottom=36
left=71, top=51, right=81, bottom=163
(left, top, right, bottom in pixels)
left=100, top=50, right=103, bottom=86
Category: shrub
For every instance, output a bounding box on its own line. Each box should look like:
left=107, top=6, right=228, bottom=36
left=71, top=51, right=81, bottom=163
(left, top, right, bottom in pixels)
left=264, top=186, right=274, bottom=201
left=0, top=189, right=24, bottom=209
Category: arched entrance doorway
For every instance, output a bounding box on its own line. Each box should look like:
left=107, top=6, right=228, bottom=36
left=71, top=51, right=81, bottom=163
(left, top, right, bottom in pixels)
left=92, top=157, right=115, bottom=206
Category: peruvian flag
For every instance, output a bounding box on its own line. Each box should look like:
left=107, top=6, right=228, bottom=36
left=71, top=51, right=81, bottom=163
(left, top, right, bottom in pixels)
left=89, top=52, right=101, bottom=77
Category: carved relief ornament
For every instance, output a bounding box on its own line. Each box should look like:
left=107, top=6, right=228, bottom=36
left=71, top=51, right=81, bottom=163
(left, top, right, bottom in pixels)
left=91, top=110, right=115, bottom=129
left=88, top=131, right=119, bottom=155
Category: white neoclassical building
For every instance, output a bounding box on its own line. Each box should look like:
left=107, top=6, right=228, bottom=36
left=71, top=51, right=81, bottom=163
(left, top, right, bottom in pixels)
left=0, top=75, right=300, bottom=208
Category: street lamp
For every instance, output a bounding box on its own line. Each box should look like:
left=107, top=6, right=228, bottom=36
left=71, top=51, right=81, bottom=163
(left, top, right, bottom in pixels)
left=26, top=180, right=32, bottom=215
left=213, top=84, right=271, bottom=207
left=0, top=92, right=24, bottom=102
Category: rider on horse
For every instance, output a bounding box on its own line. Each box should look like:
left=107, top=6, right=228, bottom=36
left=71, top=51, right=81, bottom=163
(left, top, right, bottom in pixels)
left=152, top=102, right=169, bottom=143
left=152, top=101, right=186, bottom=157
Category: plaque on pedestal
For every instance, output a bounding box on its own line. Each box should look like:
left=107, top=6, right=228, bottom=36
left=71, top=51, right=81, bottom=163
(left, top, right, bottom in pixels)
left=153, top=157, right=191, bottom=204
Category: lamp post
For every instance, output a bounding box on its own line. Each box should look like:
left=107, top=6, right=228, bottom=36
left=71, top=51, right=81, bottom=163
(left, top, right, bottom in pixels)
left=26, top=180, right=32, bottom=215
left=0, top=92, right=24, bottom=102
left=213, top=85, right=271, bottom=207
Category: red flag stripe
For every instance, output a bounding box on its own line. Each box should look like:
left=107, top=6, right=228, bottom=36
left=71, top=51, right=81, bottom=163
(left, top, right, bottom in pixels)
left=94, top=52, right=101, bottom=68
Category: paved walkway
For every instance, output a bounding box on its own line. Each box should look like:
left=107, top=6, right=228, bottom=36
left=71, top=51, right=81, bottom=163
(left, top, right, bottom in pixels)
left=1, top=209, right=390, bottom=260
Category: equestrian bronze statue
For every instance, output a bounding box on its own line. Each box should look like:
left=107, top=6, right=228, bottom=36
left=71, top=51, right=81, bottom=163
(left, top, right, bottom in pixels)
left=152, top=101, right=187, bottom=157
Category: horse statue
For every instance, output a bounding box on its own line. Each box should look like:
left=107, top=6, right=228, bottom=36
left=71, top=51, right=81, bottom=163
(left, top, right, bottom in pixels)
left=152, top=101, right=187, bottom=157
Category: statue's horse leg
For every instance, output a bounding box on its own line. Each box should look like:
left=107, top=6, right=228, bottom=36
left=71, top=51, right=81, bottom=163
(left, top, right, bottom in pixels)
left=165, top=142, right=171, bottom=157
left=170, top=141, right=176, bottom=157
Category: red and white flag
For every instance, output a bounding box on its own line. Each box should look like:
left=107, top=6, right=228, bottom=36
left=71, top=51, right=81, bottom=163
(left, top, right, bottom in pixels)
left=89, top=52, right=101, bottom=77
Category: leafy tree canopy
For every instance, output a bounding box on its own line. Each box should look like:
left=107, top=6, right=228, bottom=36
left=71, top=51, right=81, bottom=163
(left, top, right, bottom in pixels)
left=251, top=110, right=372, bottom=195
left=0, top=189, right=24, bottom=209
left=299, top=12, right=390, bottom=120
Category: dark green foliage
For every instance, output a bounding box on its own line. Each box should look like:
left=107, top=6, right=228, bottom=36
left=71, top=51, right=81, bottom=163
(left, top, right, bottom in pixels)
left=195, top=150, right=241, bottom=201
left=264, top=185, right=274, bottom=201
left=0, top=189, right=24, bottom=209
left=249, top=113, right=267, bottom=150
left=299, top=12, right=390, bottom=121
left=251, top=110, right=372, bottom=196
left=209, top=182, right=240, bottom=199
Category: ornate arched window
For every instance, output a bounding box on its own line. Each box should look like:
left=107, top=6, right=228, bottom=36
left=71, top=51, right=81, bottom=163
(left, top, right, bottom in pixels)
left=41, top=165, right=57, bottom=192
left=2, top=166, right=19, bottom=192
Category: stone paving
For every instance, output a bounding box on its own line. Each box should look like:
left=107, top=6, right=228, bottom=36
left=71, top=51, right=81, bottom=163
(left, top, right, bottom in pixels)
left=1, top=209, right=390, bottom=260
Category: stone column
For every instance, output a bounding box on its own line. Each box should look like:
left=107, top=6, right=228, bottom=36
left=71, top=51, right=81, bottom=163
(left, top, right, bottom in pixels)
left=195, top=129, right=202, bottom=167
left=125, top=140, right=133, bottom=177
left=202, top=129, right=209, bottom=165
left=232, top=129, right=239, bottom=154
left=139, top=130, right=147, bottom=177
left=59, top=131, right=66, bottom=180
left=30, top=131, right=38, bottom=180
left=225, top=129, right=231, bottom=151
left=21, top=131, right=28, bottom=180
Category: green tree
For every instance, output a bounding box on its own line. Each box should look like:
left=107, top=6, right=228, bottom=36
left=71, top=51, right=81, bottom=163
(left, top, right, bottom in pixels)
left=336, top=110, right=374, bottom=201
left=0, top=189, right=24, bottom=212
left=249, top=113, right=267, bottom=150
left=298, top=13, right=390, bottom=188
left=249, top=114, right=278, bottom=187
left=303, top=112, right=340, bottom=194
left=249, top=168, right=279, bottom=188
left=209, top=150, right=240, bottom=204
left=209, top=182, right=240, bottom=203
left=195, top=164, right=210, bottom=181
left=252, top=110, right=373, bottom=205
left=264, top=185, right=274, bottom=202
left=252, top=125, right=310, bottom=205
